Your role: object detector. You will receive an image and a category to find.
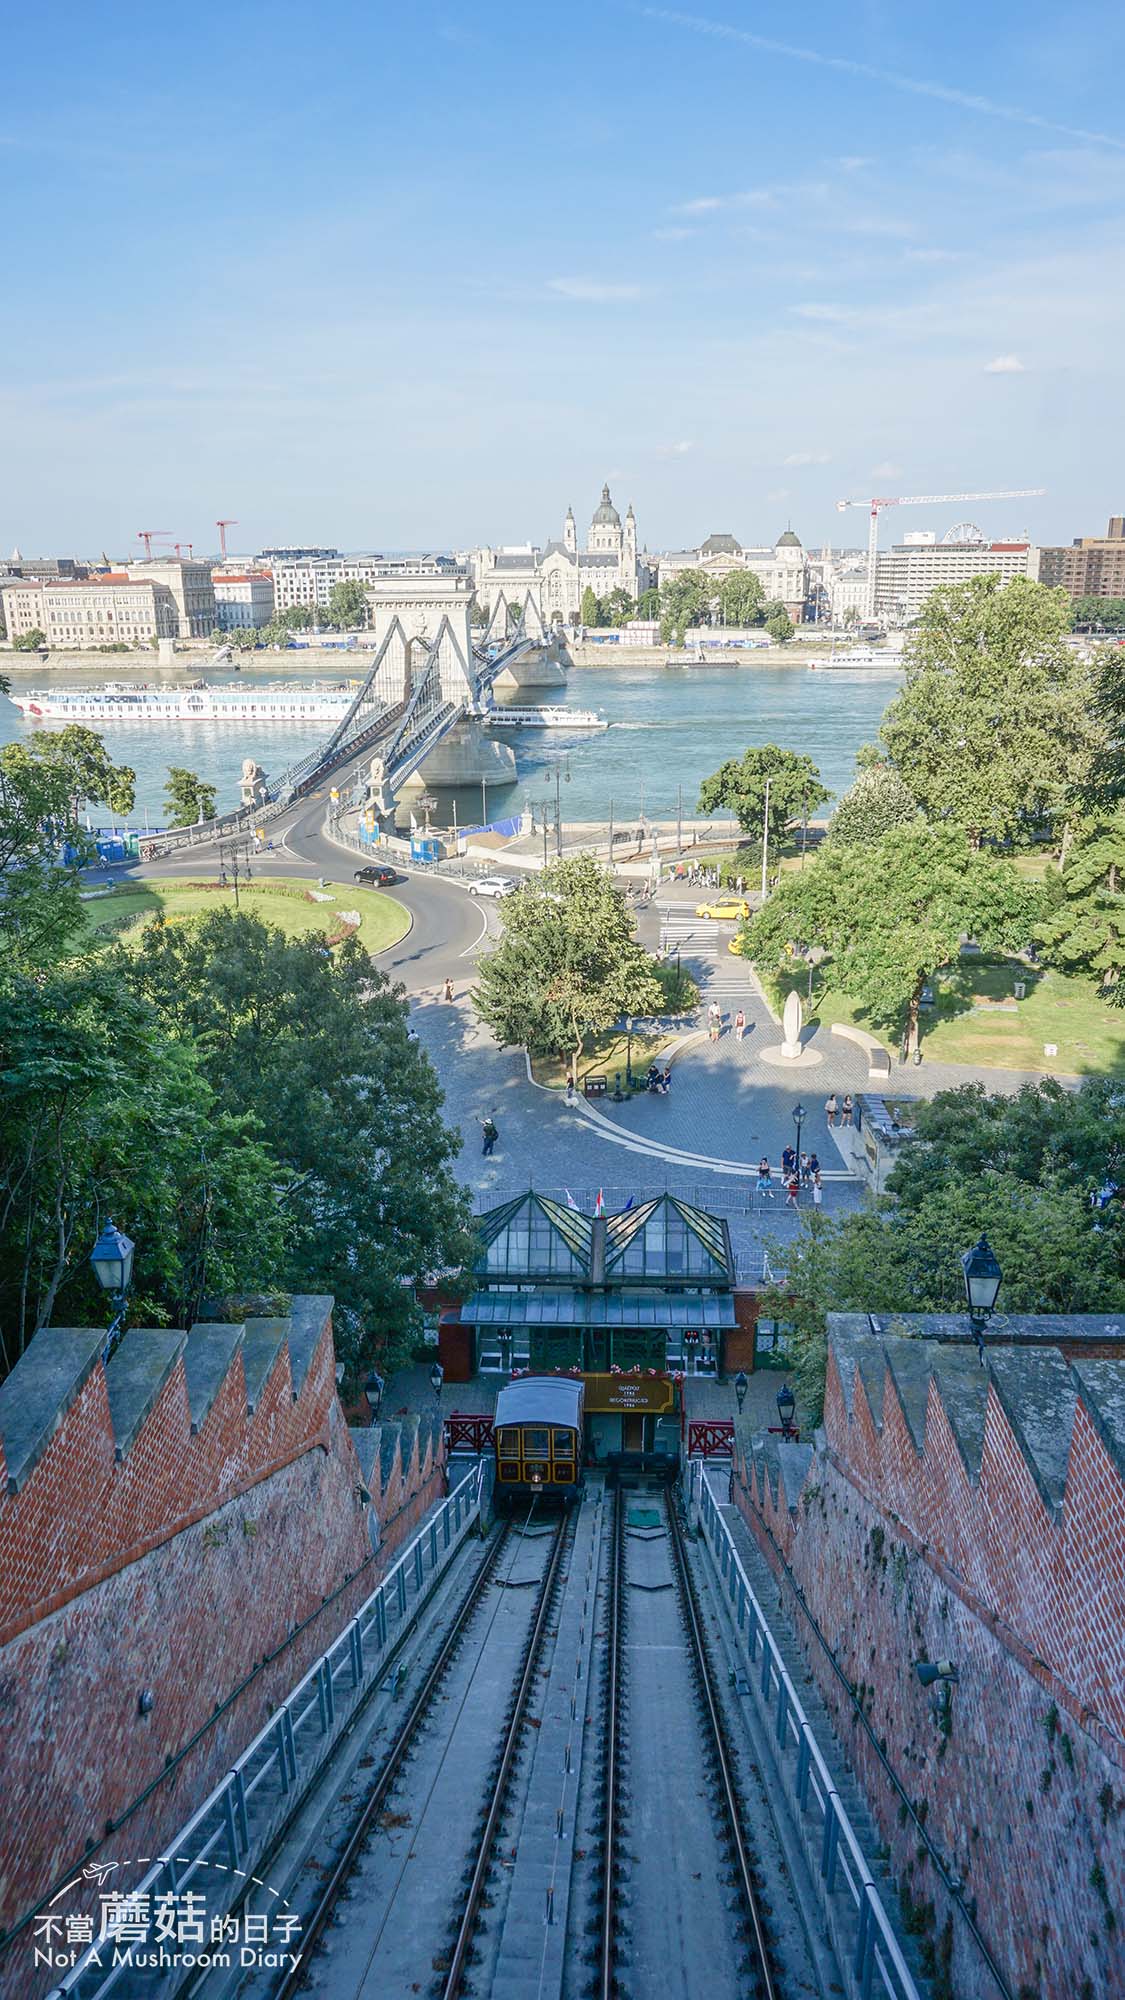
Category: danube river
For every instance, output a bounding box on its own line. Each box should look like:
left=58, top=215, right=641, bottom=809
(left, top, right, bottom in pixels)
left=0, top=659, right=902, bottom=826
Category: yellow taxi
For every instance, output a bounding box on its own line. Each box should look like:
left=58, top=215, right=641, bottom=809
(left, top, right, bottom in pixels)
left=695, top=896, right=752, bottom=920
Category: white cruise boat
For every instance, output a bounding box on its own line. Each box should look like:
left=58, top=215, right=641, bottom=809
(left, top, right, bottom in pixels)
left=484, top=704, right=608, bottom=731
left=8, top=680, right=359, bottom=723
left=803, top=646, right=900, bottom=670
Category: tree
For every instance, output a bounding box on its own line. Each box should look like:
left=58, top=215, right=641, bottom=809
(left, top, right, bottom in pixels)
left=659, top=569, right=708, bottom=645
left=13, top=627, right=46, bottom=651
left=637, top=586, right=661, bottom=620
left=828, top=762, right=918, bottom=846
left=1037, top=815, right=1125, bottom=998
left=1083, top=644, right=1125, bottom=813
left=1071, top=596, right=1125, bottom=633
left=473, top=854, right=663, bottom=1072
left=741, top=823, right=1041, bottom=1051
left=0, top=744, right=87, bottom=968
left=717, top=571, right=766, bottom=628
left=603, top=587, right=635, bottom=627
left=164, top=766, right=218, bottom=827
left=127, top=909, right=472, bottom=1374
left=842, top=605, right=861, bottom=629
left=879, top=575, right=1096, bottom=848
left=324, top=579, right=369, bottom=631
left=21, top=725, right=136, bottom=821
left=580, top=585, right=600, bottom=628
left=0, top=958, right=286, bottom=1375
left=765, top=607, right=794, bottom=643
left=698, top=744, right=828, bottom=843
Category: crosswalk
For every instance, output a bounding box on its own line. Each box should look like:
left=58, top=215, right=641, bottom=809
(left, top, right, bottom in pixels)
left=658, top=908, right=758, bottom=1011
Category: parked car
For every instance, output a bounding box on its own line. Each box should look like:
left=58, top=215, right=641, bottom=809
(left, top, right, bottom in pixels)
left=695, top=897, right=752, bottom=921
left=354, top=864, right=403, bottom=887
left=468, top=875, right=517, bottom=899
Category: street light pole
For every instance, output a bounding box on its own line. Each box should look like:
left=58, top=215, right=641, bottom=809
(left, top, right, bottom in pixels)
left=760, top=775, right=771, bottom=903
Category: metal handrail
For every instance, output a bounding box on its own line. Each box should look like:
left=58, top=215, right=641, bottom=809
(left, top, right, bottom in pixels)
left=48, top=1463, right=487, bottom=1999
left=688, top=1462, right=922, bottom=2000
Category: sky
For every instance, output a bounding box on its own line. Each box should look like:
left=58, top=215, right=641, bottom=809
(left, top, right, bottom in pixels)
left=3, top=0, right=1125, bottom=558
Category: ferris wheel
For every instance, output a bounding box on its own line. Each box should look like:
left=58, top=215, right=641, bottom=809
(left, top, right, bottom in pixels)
left=943, top=522, right=985, bottom=544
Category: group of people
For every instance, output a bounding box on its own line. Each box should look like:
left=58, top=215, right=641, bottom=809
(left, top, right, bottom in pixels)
left=824, top=1092, right=854, bottom=1128
left=709, top=1004, right=752, bottom=1043
left=645, top=1063, right=673, bottom=1094
left=757, top=1148, right=823, bottom=1208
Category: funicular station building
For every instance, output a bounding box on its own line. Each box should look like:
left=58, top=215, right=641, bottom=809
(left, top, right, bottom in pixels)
left=438, top=1192, right=741, bottom=1464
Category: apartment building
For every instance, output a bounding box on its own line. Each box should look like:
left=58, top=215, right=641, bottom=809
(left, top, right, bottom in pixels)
left=873, top=538, right=1037, bottom=626
left=212, top=570, right=275, bottom=629
left=1, top=575, right=179, bottom=647
left=126, top=557, right=216, bottom=636
left=271, top=552, right=459, bottom=613
left=1036, top=516, right=1125, bottom=598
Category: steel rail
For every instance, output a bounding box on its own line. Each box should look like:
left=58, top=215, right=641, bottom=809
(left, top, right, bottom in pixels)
left=271, top=1521, right=511, bottom=2000
left=441, top=1512, right=571, bottom=2000
left=597, top=1487, right=624, bottom=2000
left=665, top=1491, right=780, bottom=2000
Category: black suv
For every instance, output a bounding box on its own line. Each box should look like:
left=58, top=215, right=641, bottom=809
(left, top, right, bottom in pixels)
left=354, top=864, right=403, bottom=887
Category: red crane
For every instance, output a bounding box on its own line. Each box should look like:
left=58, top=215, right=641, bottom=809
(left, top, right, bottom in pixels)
left=215, top=519, right=238, bottom=558
left=136, top=530, right=171, bottom=559
left=173, top=542, right=194, bottom=559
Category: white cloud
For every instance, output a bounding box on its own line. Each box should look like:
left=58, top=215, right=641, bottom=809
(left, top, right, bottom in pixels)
left=984, top=353, right=1026, bottom=372
left=838, top=155, right=874, bottom=172
left=546, top=277, right=643, bottom=302
left=872, top=461, right=903, bottom=479
left=657, top=440, right=695, bottom=457
left=671, top=189, right=775, bottom=214
left=905, top=247, right=963, bottom=263
left=652, top=225, right=694, bottom=241
left=783, top=450, right=831, bottom=466
left=841, top=216, right=915, bottom=239
left=766, top=486, right=792, bottom=504
left=790, top=302, right=857, bottom=323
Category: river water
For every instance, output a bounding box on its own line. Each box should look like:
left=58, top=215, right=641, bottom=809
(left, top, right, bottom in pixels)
left=0, top=659, right=901, bottom=827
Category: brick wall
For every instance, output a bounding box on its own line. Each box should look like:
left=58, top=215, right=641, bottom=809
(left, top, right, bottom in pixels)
left=0, top=1303, right=445, bottom=1976
left=731, top=1324, right=1125, bottom=2000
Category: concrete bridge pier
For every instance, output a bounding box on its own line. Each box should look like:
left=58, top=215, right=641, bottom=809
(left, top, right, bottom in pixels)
left=399, top=719, right=517, bottom=794
left=490, top=647, right=567, bottom=692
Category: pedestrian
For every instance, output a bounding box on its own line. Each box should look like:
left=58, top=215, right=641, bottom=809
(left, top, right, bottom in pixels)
left=812, top=1174, right=823, bottom=1209
left=785, top=1173, right=800, bottom=1208
left=443, top=976, right=454, bottom=1002
left=800, top=1151, right=811, bottom=1186
left=661, top=1065, right=671, bottom=1094
left=481, top=1115, right=499, bottom=1157
left=734, top=1007, right=746, bottom=1042
left=825, top=1092, right=838, bottom=1128
left=808, top=1151, right=820, bottom=1182
left=709, top=1003, right=722, bottom=1042
left=757, top=1158, right=774, bottom=1200
left=566, top=1076, right=576, bottom=1105
left=842, top=1093, right=854, bottom=1128
left=781, top=1144, right=796, bottom=1177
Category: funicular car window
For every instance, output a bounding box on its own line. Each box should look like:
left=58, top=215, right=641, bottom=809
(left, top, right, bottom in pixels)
left=523, top=1428, right=550, bottom=1456
left=553, top=1430, right=575, bottom=1451
left=497, top=1429, right=519, bottom=1457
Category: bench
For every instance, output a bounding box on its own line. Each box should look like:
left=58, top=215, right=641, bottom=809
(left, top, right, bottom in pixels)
left=830, top=1021, right=892, bottom=1079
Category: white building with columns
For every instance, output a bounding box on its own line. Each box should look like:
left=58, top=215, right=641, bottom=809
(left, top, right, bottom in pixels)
left=467, top=485, right=652, bottom=622
left=657, top=529, right=810, bottom=622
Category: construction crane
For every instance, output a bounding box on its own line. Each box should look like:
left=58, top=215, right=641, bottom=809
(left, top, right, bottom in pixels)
left=136, top=529, right=171, bottom=560
left=835, top=489, right=1046, bottom=619
left=173, top=542, right=194, bottom=559
left=215, top=519, right=238, bottom=559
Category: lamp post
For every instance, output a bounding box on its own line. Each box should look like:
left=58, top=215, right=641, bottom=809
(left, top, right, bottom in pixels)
left=499, top=1330, right=512, bottom=1377
left=90, top=1220, right=135, bottom=1365
left=961, top=1234, right=1002, bottom=1364
left=792, top=1099, right=806, bottom=1167
left=734, top=1369, right=748, bottom=1414
left=625, top=1015, right=635, bottom=1089
left=776, top=1382, right=797, bottom=1438
left=430, top=1360, right=445, bottom=1400
left=363, top=1370, right=386, bottom=1426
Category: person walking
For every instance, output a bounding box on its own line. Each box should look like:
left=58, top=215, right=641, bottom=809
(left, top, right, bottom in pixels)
left=781, top=1144, right=796, bottom=1178
left=842, top=1093, right=854, bottom=1128
left=785, top=1173, right=800, bottom=1208
left=566, top=1076, right=576, bottom=1105
left=709, top=1003, right=722, bottom=1042
left=443, top=976, right=454, bottom=1002
left=825, top=1092, right=838, bottom=1128
left=757, top=1158, right=775, bottom=1200
left=800, top=1150, right=812, bottom=1187
left=812, top=1172, right=823, bottom=1209
left=481, top=1115, right=499, bottom=1157
left=808, top=1150, right=820, bottom=1183
left=734, top=1007, right=746, bottom=1042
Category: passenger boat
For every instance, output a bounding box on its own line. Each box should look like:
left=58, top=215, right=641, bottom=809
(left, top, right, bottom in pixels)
left=9, top=680, right=358, bottom=723
left=484, top=705, right=608, bottom=731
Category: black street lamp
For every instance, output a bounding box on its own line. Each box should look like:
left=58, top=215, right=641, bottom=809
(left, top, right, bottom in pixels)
left=363, top=1370, right=386, bottom=1426
left=430, top=1360, right=445, bottom=1400
left=792, top=1100, right=806, bottom=1162
left=776, top=1382, right=797, bottom=1437
left=625, top=1015, right=635, bottom=1088
left=961, top=1234, right=1002, bottom=1364
left=734, top=1369, right=748, bottom=1414
left=90, top=1219, right=135, bottom=1365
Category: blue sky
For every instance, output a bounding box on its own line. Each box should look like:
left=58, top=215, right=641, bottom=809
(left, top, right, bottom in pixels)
left=3, top=0, right=1124, bottom=557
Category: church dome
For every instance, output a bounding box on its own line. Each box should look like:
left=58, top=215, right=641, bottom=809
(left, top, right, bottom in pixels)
left=591, top=484, right=621, bottom=528
left=700, top=532, right=741, bottom=555
left=776, top=528, right=803, bottom=548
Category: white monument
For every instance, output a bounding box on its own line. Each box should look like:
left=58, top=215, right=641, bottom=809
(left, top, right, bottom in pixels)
left=781, top=991, right=803, bottom=1060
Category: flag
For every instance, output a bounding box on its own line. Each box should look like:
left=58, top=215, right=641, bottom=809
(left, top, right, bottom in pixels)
left=564, top=1189, right=579, bottom=1211
left=594, top=1189, right=604, bottom=1217
left=623, top=1195, right=634, bottom=1212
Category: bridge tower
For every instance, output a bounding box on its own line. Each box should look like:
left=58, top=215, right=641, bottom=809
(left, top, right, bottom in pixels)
left=363, top=566, right=516, bottom=806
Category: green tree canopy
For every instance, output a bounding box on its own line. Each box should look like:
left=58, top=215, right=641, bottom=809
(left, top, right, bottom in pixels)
left=765, top=607, right=794, bottom=643
left=1037, top=814, right=1125, bottom=998
left=698, top=744, right=828, bottom=842
left=127, top=909, right=472, bottom=1374
left=1071, top=596, right=1125, bottom=632
left=659, top=569, right=708, bottom=645
left=579, top=585, right=600, bottom=627
left=21, top=724, right=136, bottom=820
left=637, top=586, right=661, bottom=619
left=13, top=627, right=46, bottom=650
left=741, top=823, right=1041, bottom=1049
left=828, top=762, right=919, bottom=847
left=879, top=575, right=1096, bottom=846
left=717, top=571, right=766, bottom=628
left=0, top=744, right=87, bottom=968
left=164, top=766, right=218, bottom=827
left=473, top=853, right=663, bottom=1069
left=602, top=586, right=636, bottom=627
left=324, top=579, right=369, bottom=630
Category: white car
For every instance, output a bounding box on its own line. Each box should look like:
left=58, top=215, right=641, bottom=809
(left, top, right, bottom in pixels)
left=468, top=875, right=517, bottom=899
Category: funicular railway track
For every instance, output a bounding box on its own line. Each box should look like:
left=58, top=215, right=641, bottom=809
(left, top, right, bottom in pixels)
left=596, top=1482, right=781, bottom=2000
left=265, top=1508, right=571, bottom=2000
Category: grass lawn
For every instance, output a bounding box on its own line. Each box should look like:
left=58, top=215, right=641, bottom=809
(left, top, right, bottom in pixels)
left=531, top=1029, right=670, bottom=1091
left=766, top=952, right=1125, bottom=1077
left=78, top=876, right=411, bottom=957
